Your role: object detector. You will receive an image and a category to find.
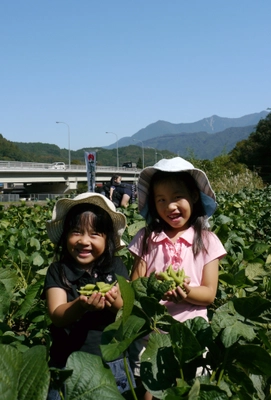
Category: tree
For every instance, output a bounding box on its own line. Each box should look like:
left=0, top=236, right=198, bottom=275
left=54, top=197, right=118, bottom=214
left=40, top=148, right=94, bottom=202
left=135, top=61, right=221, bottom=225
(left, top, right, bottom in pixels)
left=230, top=113, right=271, bottom=183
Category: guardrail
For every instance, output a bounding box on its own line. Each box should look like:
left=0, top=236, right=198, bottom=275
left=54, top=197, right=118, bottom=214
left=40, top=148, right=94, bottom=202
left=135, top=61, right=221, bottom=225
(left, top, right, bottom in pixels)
left=0, top=161, right=139, bottom=172
left=0, top=193, right=65, bottom=202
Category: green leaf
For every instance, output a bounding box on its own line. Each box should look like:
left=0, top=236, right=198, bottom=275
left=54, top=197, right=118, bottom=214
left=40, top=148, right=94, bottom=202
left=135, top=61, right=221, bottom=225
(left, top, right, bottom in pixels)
left=232, top=269, right=247, bottom=286
left=0, top=344, right=50, bottom=400
left=66, top=351, right=123, bottom=399
left=101, top=314, right=147, bottom=361
left=218, top=272, right=235, bottom=286
left=116, top=275, right=134, bottom=324
left=0, top=220, right=10, bottom=229
left=215, top=215, right=232, bottom=225
left=19, top=346, right=50, bottom=400
left=245, top=262, right=268, bottom=280
left=162, top=379, right=191, bottom=399
left=222, top=320, right=256, bottom=348
left=139, top=297, right=177, bottom=331
left=226, top=364, right=256, bottom=397
left=170, top=323, right=203, bottom=366
left=251, top=242, right=270, bottom=257
left=211, top=307, right=256, bottom=347
left=0, top=268, right=19, bottom=292
left=30, top=237, right=41, bottom=251
left=127, top=220, right=145, bottom=236
left=29, top=252, right=44, bottom=266
left=0, top=344, right=20, bottom=400
left=17, top=249, right=26, bottom=264
left=147, top=272, right=175, bottom=300
left=196, top=384, right=230, bottom=399
left=14, top=278, right=44, bottom=318
left=232, top=295, right=271, bottom=321
left=141, top=332, right=180, bottom=398
left=229, top=345, right=271, bottom=376
left=0, top=281, right=13, bottom=320
left=184, top=317, right=213, bottom=349
left=131, top=276, right=149, bottom=299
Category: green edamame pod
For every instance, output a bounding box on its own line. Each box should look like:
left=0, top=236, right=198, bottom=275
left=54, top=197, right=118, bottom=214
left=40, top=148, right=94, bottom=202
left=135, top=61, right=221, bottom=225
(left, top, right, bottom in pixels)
left=168, top=267, right=184, bottom=286
left=78, top=290, right=93, bottom=295
left=156, top=271, right=173, bottom=281
left=81, top=284, right=96, bottom=290
left=78, top=280, right=117, bottom=296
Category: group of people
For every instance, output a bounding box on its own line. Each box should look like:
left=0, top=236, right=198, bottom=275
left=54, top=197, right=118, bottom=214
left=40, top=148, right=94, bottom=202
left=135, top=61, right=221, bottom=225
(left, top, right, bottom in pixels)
left=43, top=156, right=226, bottom=399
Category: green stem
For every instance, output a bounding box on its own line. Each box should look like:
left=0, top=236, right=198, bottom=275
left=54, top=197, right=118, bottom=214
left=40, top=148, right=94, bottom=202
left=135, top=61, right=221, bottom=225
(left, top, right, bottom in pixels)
left=123, top=354, right=138, bottom=400
left=209, top=369, right=216, bottom=383
left=217, top=347, right=229, bottom=386
left=13, top=261, right=27, bottom=289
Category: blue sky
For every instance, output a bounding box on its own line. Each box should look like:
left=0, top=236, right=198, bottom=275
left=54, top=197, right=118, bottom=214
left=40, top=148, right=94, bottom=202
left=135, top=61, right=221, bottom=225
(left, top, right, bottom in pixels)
left=1, top=0, right=270, bottom=151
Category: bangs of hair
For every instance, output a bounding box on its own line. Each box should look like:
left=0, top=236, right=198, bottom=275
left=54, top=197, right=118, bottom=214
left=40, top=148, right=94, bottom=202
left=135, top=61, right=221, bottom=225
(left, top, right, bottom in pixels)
left=64, top=203, right=114, bottom=236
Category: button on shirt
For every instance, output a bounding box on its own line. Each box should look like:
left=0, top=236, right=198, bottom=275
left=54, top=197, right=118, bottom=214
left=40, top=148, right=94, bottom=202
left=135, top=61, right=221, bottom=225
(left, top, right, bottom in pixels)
left=128, top=227, right=226, bottom=322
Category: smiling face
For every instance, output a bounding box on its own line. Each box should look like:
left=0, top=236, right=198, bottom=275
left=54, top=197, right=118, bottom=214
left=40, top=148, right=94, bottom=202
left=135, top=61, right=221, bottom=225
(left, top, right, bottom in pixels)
left=153, top=174, right=199, bottom=234
left=61, top=203, right=115, bottom=269
left=66, top=220, right=107, bottom=267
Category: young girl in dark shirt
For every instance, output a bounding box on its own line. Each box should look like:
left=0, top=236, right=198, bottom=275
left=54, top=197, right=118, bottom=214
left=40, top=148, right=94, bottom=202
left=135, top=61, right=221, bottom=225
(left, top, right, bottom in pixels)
left=44, top=192, right=135, bottom=398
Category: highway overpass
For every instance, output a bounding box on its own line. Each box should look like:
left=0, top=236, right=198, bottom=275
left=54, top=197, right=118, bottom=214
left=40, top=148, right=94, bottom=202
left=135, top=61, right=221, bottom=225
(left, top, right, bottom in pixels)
left=0, top=161, right=141, bottom=197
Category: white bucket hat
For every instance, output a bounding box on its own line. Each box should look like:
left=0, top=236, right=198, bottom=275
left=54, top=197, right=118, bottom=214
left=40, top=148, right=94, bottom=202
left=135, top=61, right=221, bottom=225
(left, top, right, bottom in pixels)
left=138, top=157, right=217, bottom=218
left=46, top=192, right=127, bottom=250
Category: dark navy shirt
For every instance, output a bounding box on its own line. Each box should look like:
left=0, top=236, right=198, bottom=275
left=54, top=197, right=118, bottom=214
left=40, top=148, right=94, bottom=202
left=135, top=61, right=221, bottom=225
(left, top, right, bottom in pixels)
left=43, top=256, right=129, bottom=367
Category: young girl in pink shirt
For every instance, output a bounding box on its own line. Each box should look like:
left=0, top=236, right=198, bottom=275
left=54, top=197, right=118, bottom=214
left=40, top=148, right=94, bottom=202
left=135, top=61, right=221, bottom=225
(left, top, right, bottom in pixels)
left=128, top=157, right=226, bottom=399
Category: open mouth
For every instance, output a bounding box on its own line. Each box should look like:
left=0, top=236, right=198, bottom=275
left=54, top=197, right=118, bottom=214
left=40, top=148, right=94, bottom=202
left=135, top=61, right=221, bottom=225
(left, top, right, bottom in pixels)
left=168, top=213, right=182, bottom=221
left=77, top=249, right=92, bottom=257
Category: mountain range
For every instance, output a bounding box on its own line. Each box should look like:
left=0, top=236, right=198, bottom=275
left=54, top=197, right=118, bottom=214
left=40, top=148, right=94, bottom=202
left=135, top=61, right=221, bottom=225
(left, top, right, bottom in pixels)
left=1, top=111, right=268, bottom=163
left=106, top=111, right=268, bottom=159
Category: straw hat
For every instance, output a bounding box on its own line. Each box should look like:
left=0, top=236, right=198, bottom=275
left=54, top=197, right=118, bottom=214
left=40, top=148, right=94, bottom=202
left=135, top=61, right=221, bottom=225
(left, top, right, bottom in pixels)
left=46, top=192, right=127, bottom=250
left=138, top=157, right=217, bottom=218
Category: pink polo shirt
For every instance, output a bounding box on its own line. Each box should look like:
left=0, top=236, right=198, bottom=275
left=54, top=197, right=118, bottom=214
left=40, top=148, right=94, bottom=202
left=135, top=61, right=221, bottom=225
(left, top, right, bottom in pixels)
left=128, top=226, right=226, bottom=322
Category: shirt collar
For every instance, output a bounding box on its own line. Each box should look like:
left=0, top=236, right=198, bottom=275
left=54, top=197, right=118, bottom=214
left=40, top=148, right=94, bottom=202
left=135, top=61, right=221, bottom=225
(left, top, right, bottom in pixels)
left=62, top=260, right=115, bottom=283
left=63, top=262, right=86, bottom=282
left=150, top=226, right=194, bottom=245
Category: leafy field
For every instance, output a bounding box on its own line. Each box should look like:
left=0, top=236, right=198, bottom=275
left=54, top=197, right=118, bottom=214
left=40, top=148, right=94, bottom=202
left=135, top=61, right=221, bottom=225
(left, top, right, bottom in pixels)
left=0, top=188, right=271, bottom=399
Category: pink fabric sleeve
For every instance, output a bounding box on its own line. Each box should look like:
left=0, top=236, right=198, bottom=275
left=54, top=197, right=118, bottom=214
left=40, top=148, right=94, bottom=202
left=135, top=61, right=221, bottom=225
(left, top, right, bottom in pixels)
left=128, top=228, right=146, bottom=259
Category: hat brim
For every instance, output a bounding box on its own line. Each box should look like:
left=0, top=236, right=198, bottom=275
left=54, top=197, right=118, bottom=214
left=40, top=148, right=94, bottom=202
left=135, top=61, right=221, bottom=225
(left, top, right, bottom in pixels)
left=46, top=193, right=127, bottom=250
left=138, top=157, right=217, bottom=218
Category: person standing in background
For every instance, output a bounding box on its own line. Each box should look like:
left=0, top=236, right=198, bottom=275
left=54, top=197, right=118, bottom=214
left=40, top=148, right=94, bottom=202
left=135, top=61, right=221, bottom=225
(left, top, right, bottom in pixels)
left=109, top=174, right=132, bottom=208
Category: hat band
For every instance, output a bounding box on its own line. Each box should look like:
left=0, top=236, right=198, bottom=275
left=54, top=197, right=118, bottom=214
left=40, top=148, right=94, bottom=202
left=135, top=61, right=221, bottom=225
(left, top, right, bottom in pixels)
left=200, top=192, right=217, bottom=217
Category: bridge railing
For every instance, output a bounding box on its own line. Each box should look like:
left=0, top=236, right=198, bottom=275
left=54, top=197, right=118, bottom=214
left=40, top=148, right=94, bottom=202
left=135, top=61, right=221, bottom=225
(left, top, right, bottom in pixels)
left=0, top=161, right=52, bottom=169
left=0, top=161, right=139, bottom=172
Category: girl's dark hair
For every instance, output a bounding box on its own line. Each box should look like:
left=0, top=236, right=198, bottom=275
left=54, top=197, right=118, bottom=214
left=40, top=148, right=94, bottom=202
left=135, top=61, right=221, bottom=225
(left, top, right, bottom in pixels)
left=110, top=174, right=121, bottom=186
left=54, top=203, right=116, bottom=286
left=143, top=170, right=208, bottom=257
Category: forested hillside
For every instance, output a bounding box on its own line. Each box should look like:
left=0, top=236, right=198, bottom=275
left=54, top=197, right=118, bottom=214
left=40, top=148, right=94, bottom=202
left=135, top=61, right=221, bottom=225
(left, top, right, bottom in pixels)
left=0, top=134, right=32, bottom=161
left=3, top=139, right=174, bottom=167
left=230, top=112, right=271, bottom=183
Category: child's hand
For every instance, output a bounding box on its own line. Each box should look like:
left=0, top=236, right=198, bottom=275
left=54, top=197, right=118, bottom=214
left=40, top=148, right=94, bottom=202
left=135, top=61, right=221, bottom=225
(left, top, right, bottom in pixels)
left=104, top=285, right=118, bottom=307
left=163, top=278, right=191, bottom=303
left=79, top=292, right=106, bottom=311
